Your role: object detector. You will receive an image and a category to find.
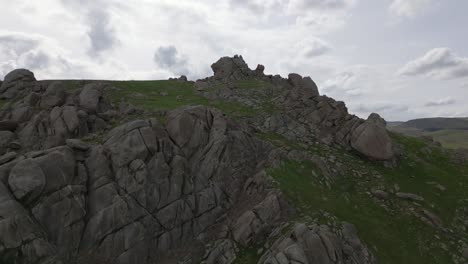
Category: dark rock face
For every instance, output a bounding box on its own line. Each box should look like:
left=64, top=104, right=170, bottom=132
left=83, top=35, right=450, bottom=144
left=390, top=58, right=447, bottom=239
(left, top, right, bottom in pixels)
left=0, top=106, right=289, bottom=263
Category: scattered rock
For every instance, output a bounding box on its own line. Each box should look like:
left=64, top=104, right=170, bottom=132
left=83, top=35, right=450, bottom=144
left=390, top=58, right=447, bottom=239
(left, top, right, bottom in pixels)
left=422, top=209, right=443, bottom=228
left=371, top=190, right=389, bottom=200
left=396, top=192, right=425, bottom=202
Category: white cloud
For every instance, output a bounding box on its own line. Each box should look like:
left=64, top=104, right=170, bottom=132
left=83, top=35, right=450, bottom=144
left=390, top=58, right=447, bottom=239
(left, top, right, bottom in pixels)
left=398, top=48, right=468, bottom=79
left=389, top=0, right=433, bottom=18
left=424, top=97, right=456, bottom=107
left=295, top=38, right=331, bottom=57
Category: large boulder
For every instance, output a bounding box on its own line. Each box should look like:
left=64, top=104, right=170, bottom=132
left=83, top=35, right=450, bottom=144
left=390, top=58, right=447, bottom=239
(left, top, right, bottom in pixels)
left=7, top=159, right=46, bottom=203
left=351, top=113, right=394, bottom=161
left=79, top=83, right=104, bottom=113
left=40, top=81, right=66, bottom=108
left=211, top=55, right=252, bottom=80
left=0, top=69, right=36, bottom=99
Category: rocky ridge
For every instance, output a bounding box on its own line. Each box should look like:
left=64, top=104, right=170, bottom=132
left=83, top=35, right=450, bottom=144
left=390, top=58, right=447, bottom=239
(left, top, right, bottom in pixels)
left=0, top=56, right=442, bottom=264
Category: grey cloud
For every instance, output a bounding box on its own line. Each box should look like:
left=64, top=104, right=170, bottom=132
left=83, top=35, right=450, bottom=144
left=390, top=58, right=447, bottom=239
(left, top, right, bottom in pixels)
left=353, top=103, right=409, bottom=114
left=302, top=39, right=331, bottom=57
left=290, top=0, right=354, bottom=10
left=389, top=0, right=432, bottom=18
left=424, top=97, right=456, bottom=107
left=398, top=48, right=468, bottom=79
left=153, top=45, right=189, bottom=75
left=21, top=51, right=51, bottom=69
left=0, top=34, right=39, bottom=56
left=322, top=71, right=355, bottom=91
left=229, top=0, right=265, bottom=13
left=87, top=9, right=118, bottom=56
left=60, top=0, right=119, bottom=56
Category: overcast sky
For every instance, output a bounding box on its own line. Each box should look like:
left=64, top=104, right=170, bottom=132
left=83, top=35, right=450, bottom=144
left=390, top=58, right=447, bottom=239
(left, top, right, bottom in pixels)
left=1, top=0, right=467, bottom=121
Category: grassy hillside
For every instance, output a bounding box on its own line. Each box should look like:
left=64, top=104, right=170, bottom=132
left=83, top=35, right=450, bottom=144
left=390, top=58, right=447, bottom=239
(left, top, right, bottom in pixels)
left=252, top=134, right=467, bottom=264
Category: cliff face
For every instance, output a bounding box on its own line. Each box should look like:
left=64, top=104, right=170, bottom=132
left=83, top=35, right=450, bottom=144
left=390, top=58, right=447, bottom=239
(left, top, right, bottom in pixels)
left=0, top=56, right=432, bottom=264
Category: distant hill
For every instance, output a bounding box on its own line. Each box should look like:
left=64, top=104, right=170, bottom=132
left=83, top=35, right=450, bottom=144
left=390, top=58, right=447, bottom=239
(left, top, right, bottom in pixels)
left=388, top=117, right=468, bottom=149
left=401, top=118, right=468, bottom=131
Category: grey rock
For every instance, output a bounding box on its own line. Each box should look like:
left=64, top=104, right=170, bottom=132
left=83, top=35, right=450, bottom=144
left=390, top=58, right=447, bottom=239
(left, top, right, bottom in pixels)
left=66, top=139, right=90, bottom=151
left=202, top=239, right=237, bottom=264
left=0, top=69, right=36, bottom=99
left=351, top=113, right=394, bottom=161
left=8, top=158, right=45, bottom=203
left=0, top=130, right=15, bottom=154
left=211, top=55, right=252, bottom=80
left=396, top=192, right=425, bottom=202
left=0, top=151, right=17, bottom=165
left=259, top=223, right=376, bottom=264
left=24, top=92, right=41, bottom=106
left=462, top=247, right=468, bottom=259
left=0, top=120, right=18, bottom=131
left=40, top=82, right=66, bottom=108
left=371, top=190, right=389, bottom=200
left=79, top=83, right=103, bottom=113
left=255, top=64, right=265, bottom=75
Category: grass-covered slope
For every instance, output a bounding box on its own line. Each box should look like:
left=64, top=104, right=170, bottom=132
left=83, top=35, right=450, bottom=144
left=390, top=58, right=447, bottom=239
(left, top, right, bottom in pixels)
left=265, top=133, right=468, bottom=264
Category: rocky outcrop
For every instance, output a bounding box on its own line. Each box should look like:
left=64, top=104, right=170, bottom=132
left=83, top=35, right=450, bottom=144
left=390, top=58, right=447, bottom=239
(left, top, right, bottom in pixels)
left=0, top=71, right=116, bottom=153
left=0, top=64, right=383, bottom=263
left=351, top=113, right=394, bottom=161
left=0, top=69, right=36, bottom=99
left=0, top=105, right=290, bottom=264
left=199, top=55, right=395, bottom=161
left=259, top=223, right=376, bottom=264
left=211, top=55, right=253, bottom=80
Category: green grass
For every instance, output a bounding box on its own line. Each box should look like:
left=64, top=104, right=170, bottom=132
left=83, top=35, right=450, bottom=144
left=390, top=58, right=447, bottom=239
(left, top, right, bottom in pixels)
left=266, top=133, right=468, bottom=264
left=110, top=80, right=206, bottom=110
left=61, top=80, right=84, bottom=91
left=233, top=245, right=263, bottom=264
left=0, top=99, right=6, bottom=109
left=108, top=80, right=266, bottom=119
left=427, top=129, right=468, bottom=149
